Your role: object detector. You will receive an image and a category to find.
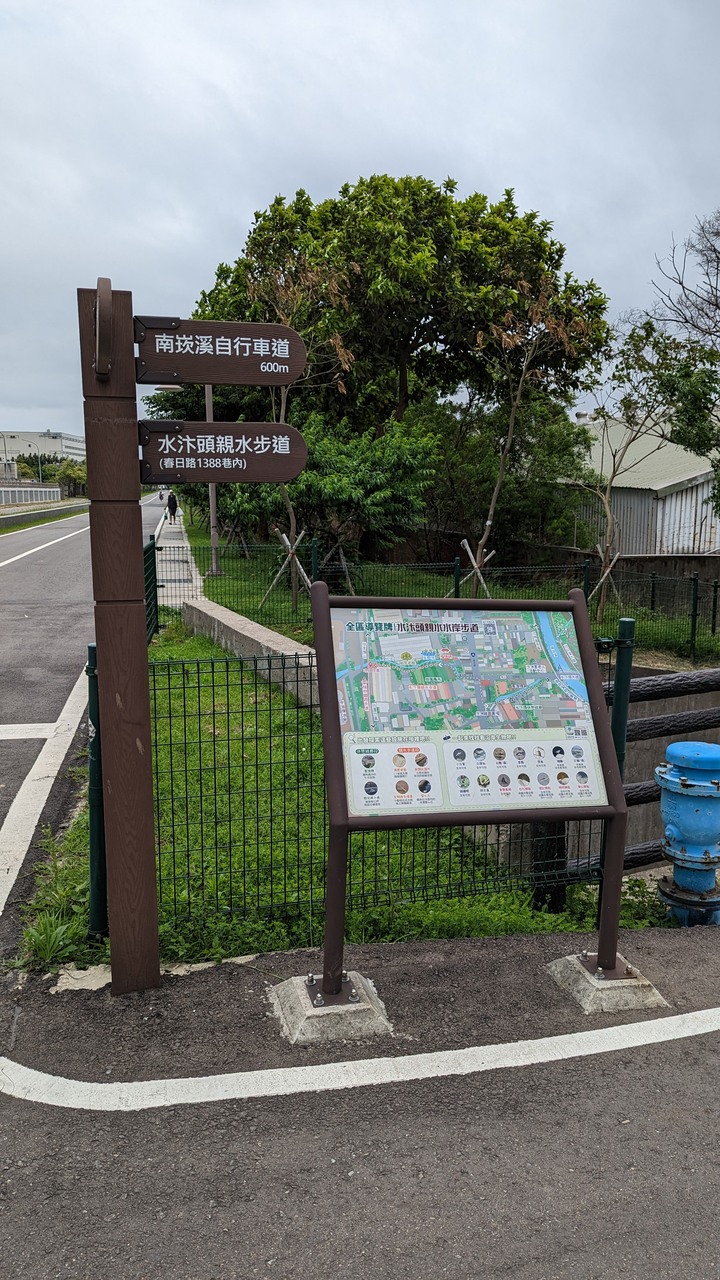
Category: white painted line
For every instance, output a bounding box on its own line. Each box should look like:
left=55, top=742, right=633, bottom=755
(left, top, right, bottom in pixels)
left=0, top=666, right=88, bottom=915
left=0, top=724, right=55, bottom=740
left=0, top=525, right=89, bottom=569
left=2, top=1005, right=719, bottom=1113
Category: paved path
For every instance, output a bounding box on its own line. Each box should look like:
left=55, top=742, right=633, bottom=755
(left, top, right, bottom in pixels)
left=2, top=927, right=720, bottom=1279
left=152, top=499, right=204, bottom=608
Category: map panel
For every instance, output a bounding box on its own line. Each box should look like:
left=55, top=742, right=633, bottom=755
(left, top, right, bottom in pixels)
left=329, top=605, right=608, bottom=817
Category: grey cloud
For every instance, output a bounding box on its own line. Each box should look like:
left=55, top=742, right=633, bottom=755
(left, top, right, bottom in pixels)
left=1, top=0, right=718, bottom=432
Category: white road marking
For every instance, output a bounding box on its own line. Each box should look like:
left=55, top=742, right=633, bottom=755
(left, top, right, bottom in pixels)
left=0, top=524, right=89, bottom=569
left=0, top=666, right=88, bottom=915
left=1, top=1005, right=719, bottom=1112
left=0, top=490, right=158, bottom=910
left=0, top=724, right=55, bottom=740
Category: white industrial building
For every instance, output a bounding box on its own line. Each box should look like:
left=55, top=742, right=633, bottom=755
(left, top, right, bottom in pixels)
left=0, top=429, right=86, bottom=477
left=582, top=419, right=720, bottom=556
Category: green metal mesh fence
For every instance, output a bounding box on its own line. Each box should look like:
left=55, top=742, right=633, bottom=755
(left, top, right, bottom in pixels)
left=153, top=541, right=720, bottom=661
left=149, top=653, right=603, bottom=925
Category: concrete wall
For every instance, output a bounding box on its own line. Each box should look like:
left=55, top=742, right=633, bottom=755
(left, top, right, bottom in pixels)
left=182, top=599, right=317, bottom=708
left=0, top=500, right=86, bottom=529
left=570, top=551, right=720, bottom=584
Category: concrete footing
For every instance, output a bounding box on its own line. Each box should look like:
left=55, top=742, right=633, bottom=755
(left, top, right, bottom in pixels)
left=269, top=971, right=393, bottom=1044
left=546, top=952, right=669, bottom=1014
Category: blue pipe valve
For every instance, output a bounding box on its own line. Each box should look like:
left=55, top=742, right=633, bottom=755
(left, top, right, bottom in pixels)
left=655, top=741, right=720, bottom=926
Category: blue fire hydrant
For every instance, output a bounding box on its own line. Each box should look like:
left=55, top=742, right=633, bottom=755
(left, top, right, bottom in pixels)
left=655, top=741, right=720, bottom=926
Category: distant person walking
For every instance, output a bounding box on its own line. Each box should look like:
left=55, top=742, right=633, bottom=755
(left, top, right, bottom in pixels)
left=166, top=491, right=178, bottom=525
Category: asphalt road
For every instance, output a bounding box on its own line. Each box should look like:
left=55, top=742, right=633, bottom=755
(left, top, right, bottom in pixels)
left=0, top=497, right=163, bottom=830
left=0, top=495, right=165, bottom=945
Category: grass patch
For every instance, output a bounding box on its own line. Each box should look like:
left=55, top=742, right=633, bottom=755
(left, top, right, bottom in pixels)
left=345, top=878, right=668, bottom=944
left=181, top=536, right=720, bottom=664
left=19, top=820, right=110, bottom=970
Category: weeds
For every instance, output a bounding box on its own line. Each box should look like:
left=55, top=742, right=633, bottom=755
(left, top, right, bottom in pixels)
left=20, top=823, right=109, bottom=969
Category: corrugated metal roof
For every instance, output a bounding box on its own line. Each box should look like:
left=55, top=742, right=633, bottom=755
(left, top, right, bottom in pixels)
left=586, top=419, right=713, bottom=496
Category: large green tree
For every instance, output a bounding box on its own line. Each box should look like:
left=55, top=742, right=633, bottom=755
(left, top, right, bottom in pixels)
left=146, top=175, right=609, bottom=556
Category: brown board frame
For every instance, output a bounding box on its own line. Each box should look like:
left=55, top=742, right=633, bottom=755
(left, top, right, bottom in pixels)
left=310, top=582, right=627, bottom=992
left=134, top=317, right=307, bottom=387
left=311, top=583, right=625, bottom=830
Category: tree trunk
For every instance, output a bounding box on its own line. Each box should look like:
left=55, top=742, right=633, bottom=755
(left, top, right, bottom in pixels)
left=395, top=349, right=409, bottom=422
left=596, top=490, right=615, bottom=626
left=276, top=386, right=299, bottom=612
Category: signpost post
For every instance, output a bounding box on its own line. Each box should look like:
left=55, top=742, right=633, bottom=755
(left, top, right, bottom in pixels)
left=311, top=583, right=628, bottom=995
left=205, top=385, right=220, bottom=577
left=79, top=278, right=307, bottom=995
left=78, top=280, right=161, bottom=996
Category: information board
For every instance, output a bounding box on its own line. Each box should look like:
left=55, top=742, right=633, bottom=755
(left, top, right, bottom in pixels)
left=323, top=599, right=608, bottom=820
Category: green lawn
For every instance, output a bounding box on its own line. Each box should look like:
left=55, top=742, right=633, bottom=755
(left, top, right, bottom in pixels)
left=182, top=532, right=720, bottom=662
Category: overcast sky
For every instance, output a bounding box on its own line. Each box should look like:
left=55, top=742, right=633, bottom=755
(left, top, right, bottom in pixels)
left=1, top=0, right=718, bottom=438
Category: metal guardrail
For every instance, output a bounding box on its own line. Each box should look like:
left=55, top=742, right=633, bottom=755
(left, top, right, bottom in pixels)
left=146, top=652, right=604, bottom=927
left=609, top=666, right=720, bottom=865
left=95, top=556, right=720, bottom=936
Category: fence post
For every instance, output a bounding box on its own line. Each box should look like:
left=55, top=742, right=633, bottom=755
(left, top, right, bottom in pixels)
left=531, top=822, right=567, bottom=912
left=610, top=617, right=635, bottom=780
left=144, top=534, right=159, bottom=641
left=650, top=572, right=656, bottom=612
left=712, top=580, right=719, bottom=636
left=311, top=537, right=319, bottom=583
left=690, top=572, right=700, bottom=662
left=582, top=557, right=591, bottom=601
left=86, top=643, right=108, bottom=940
left=595, top=618, right=634, bottom=934
left=453, top=556, right=461, bottom=598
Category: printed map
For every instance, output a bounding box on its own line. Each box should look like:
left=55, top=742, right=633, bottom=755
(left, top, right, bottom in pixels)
left=331, top=606, right=592, bottom=735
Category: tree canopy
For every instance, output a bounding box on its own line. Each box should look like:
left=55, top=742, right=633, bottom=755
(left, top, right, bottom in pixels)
left=145, top=174, right=611, bottom=558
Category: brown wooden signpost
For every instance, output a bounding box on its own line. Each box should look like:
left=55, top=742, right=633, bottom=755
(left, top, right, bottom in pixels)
left=78, top=282, right=161, bottom=996
left=78, top=278, right=308, bottom=995
left=138, top=421, right=308, bottom=485
left=134, top=318, right=306, bottom=386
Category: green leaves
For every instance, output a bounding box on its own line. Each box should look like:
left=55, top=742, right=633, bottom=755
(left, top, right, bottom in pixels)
left=142, top=173, right=612, bottom=554
left=216, top=411, right=439, bottom=550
